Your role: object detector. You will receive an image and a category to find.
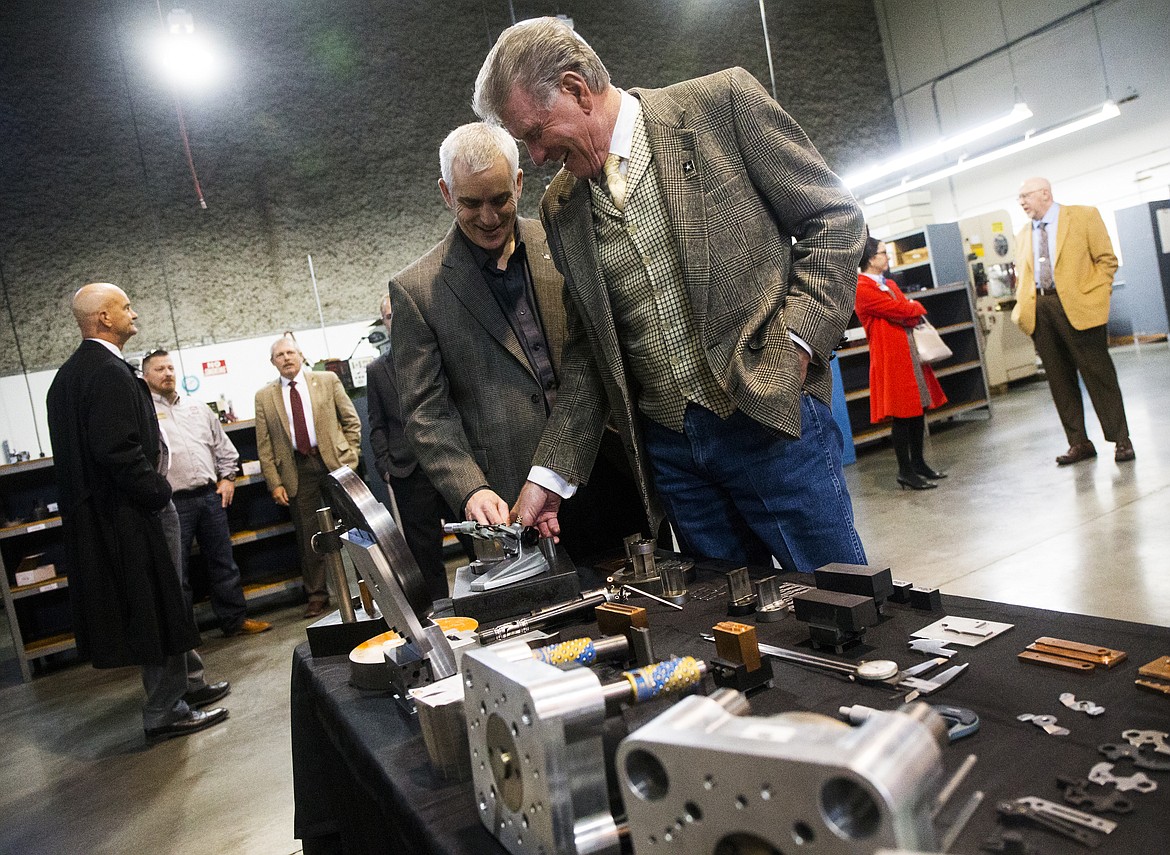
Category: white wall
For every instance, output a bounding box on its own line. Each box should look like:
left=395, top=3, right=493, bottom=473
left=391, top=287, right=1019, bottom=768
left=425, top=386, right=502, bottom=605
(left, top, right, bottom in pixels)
left=0, top=320, right=381, bottom=461
left=866, top=0, right=1170, bottom=245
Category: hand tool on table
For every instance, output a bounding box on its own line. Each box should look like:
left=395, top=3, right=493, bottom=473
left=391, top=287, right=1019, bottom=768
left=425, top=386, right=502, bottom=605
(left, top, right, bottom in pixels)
left=699, top=633, right=968, bottom=697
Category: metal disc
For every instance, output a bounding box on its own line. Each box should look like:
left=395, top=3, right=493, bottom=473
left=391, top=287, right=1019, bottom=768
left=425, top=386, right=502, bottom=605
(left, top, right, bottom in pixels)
left=855, top=659, right=900, bottom=681
left=324, top=466, right=431, bottom=618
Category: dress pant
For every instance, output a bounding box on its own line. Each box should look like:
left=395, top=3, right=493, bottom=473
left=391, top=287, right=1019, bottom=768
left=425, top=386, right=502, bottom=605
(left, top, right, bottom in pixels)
left=174, top=489, right=248, bottom=634
left=641, top=397, right=867, bottom=574
left=1032, top=292, right=1129, bottom=445
left=143, top=501, right=205, bottom=728
left=388, top=467, right=452, bottom=602
left=290, top=451, right=330, bottom=603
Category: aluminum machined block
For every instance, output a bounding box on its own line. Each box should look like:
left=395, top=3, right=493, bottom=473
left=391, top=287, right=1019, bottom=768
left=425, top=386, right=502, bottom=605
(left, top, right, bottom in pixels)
left=617, top=695, right=947, bottom=853
left=462, top=641, right=621, bottom=855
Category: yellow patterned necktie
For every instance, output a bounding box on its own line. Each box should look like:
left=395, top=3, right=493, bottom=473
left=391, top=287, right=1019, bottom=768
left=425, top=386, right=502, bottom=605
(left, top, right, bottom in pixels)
left=603, top=154, right=626, bottom=211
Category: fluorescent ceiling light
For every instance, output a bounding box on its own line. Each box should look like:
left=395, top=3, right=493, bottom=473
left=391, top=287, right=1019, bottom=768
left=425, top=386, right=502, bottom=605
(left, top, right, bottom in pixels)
left=863, top=101, right=1120, bottom=206
left=843, top=102, right=1032, bottom=190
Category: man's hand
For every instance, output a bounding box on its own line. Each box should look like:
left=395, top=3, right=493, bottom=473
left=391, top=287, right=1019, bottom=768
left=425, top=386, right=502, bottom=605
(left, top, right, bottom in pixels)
left=465, top=489, right=510, bottom=525
left=217, top=479, right=235, bottom=508
left=272, top=486, right=289, bottom=507
left=798, top=349, right=810, bottom=384
left=511, top=481, right=562, bottom=541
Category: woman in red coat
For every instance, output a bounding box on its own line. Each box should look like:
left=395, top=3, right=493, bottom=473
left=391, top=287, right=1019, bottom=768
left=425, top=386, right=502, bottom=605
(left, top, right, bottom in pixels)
left=856, top=236, right=948, bottom=490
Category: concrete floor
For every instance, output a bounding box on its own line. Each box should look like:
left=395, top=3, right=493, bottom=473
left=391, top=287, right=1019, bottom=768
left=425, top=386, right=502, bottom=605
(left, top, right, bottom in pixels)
left=0, top=343, right=1166, bottom=855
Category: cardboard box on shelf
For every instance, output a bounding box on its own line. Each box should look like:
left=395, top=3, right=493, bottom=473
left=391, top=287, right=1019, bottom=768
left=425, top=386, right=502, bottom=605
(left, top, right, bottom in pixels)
left=15, top=553, right=57, bottom=586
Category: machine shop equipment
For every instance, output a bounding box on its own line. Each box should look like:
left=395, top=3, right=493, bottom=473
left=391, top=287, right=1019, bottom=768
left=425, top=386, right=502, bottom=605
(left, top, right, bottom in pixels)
left=462, top=639, right=707, bottom=855
left=448, top=520, right=582, bottom=623
left=323, top=466, right=457, bottom=702
left=617, top=694, right=969, bottom=854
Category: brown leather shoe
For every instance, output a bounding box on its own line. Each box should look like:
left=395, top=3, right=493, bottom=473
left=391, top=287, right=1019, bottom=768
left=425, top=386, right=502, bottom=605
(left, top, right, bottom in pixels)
left=1115, top=439, right=1136, bottom=462
left=1056, top=441, right=1097, bottom=466
left=303, top=600, right=329, bottom=619
left=224, top=618, right=272, bottom=637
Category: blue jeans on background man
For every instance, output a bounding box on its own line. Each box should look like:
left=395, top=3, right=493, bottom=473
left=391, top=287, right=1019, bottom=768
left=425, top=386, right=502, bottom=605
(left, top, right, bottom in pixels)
left=174, top=488, right=248, bottom=634
left=641, top=395, right=867, bottom=573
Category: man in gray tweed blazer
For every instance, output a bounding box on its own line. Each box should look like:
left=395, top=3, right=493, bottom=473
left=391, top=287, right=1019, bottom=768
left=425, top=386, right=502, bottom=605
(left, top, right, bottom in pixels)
left=474, top=17, right=867, bottom=573
left=390, top=122, right=644, bottom=561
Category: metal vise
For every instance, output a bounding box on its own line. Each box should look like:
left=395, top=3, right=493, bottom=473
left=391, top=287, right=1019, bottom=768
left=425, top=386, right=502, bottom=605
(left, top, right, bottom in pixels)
left=445, top=521, right=550, bottom=591
left=617, top=694, right=952, bottom=853
left=462, top=639, right=707, bottom=855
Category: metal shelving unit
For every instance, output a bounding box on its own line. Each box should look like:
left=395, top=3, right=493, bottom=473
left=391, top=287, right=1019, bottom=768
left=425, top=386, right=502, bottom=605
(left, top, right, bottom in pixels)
left=1, top=419, right=301, bottom=681
left=837, top=223, right=992, bottom=447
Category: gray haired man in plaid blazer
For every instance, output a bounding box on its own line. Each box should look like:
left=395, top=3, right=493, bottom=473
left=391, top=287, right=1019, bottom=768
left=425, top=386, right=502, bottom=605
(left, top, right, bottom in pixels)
left=474, top=17, right=868, bottom=573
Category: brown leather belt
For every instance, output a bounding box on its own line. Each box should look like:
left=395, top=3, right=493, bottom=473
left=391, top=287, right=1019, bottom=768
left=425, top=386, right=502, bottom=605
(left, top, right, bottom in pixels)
left=295, top=447, right=321, bottom=459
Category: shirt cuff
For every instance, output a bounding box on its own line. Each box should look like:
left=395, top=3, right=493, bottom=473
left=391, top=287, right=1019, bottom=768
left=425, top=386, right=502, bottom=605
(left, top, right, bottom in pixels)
left=528, top=466, right=578, bottom=499
left=789, top=331, right=813, bottom=357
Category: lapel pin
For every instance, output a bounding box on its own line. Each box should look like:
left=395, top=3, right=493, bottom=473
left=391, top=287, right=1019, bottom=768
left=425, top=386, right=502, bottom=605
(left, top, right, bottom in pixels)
left=682, top=160, right=695, bottom=175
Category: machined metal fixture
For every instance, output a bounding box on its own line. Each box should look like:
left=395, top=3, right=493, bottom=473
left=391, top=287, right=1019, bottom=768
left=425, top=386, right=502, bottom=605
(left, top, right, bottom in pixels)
left=462, top=639, right=707, bottom=855
left=617, top=693, right=974, bottom=853
left=324, top=467, right=457, bottom=700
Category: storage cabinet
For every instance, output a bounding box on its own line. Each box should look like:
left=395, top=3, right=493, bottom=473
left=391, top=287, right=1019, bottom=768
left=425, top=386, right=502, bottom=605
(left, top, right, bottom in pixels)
left=0, top=419, right=300, bottom=681
left=837, top=222, right=992, bottom=445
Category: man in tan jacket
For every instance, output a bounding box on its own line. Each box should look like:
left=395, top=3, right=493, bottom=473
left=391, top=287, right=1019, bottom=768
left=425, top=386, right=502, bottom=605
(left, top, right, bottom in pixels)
left=1012, top=177, right=1134, bottom=466
left=255, top=336, right=361, bottom=617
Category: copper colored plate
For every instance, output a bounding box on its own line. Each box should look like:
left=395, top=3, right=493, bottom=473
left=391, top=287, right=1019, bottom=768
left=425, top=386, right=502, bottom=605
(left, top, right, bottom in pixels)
left=1018, top=650, right=1094, bottom=671
left=1138, top=656, right=1170, bottom=681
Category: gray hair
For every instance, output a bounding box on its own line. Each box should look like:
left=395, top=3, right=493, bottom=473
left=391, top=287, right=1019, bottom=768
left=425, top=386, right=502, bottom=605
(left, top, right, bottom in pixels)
left=473, top=17, right=610, bottom=125
left=439, top=122, right=519, bottom=189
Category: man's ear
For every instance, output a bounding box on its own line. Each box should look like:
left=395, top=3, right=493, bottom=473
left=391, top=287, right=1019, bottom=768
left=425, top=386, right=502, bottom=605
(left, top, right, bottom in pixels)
left=439, top=178, right=454, bottom=210
left=561, top=71, right=593, bottom=112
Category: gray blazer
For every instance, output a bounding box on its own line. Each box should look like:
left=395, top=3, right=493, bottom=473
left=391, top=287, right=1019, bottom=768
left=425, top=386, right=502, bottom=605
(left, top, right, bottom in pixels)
left=533, top=68, right=866, bottom=530
left=389, top=218, right=567, bottom=514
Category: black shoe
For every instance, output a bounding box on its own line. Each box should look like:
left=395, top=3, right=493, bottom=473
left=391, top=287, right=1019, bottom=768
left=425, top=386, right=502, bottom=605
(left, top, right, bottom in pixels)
left=897, top=472, right=938, bottom=491
left=183, top=681, right=230, bottom=709
left=145, top=707, right=229, bottom=744
left=913, top=464, right=947, bottom=479
left=1115, top=439, right=1136, bottom=462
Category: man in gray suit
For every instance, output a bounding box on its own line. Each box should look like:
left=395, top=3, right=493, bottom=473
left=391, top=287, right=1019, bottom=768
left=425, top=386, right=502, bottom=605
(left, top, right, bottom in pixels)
left=366, top=294, right=452, bottom=600
left=390, top=122, right=644, bottom=560
left=475, top=18, right=867, bottom=573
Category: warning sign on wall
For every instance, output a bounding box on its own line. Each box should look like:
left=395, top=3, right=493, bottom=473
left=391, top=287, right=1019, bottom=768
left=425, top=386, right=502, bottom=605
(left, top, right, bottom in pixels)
left=202, top=360, right=227, bottom=376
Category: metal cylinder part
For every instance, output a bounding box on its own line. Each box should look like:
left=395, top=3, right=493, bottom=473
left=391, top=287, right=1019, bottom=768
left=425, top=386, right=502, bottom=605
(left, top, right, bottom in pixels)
left=726, top=566, right=757, bottom=616
left=659, top=560, right=688, bottom=604
left=629, top=539, right=657, bottom=581
left=754, top=576, right=787, bottom=622
left=314, top=506, right=356, bottom=622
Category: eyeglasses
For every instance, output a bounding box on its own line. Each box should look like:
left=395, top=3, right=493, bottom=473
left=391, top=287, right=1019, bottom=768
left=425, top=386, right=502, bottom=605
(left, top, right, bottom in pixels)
left=1018, top=189, right=1043, bottom=201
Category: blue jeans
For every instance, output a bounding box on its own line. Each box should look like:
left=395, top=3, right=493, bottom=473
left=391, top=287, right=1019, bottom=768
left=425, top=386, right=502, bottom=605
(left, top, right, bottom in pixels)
left=174, top=490, right=247, bottom=633
left=641, top=397, right=866, bottom=573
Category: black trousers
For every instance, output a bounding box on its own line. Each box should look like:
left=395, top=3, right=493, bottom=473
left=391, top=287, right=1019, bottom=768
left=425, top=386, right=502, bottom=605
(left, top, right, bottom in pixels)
left=1032, top=292, right=1128, bottom=445
left=388, top=466, right=453, bottom=601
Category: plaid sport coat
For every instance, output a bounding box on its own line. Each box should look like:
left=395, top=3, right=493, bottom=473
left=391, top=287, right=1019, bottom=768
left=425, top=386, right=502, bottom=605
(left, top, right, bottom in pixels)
left=532, top=67, right=865, bottom=531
